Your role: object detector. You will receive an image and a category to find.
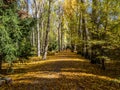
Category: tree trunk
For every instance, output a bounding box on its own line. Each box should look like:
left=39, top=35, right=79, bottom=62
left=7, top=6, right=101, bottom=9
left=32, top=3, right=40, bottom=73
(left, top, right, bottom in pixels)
left=32, top=27, right=35, bottom=47
left=92, top=0, right=99, bottom=32
left=101, top=59, right=105, bottom=70
left=78, top=12, right=83, bottom=53
left=33, top=0, right=41, bottom=57
left=41, top=20, right=44, bottom=54
left=61, top=28, right=63, bottom=51
left=0, top=55, right=3, bottom=73
left=37, top=19, right=41, bottom=57
left=42, top=0, right=51, bottom=60
left=58, top=24, right=61, bottom=52
left=78, top=12, right=83, bottom=38
left=58, top=6, right=62, bottom=52
left=0, top=60, right=2, bottom=71
left=81, top=0, right=90, bottom=57
left=26, top=0, right=29, bottom=14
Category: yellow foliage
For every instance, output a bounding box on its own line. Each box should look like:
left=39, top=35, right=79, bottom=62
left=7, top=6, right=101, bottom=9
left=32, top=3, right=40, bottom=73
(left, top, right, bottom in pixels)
left=63, top=0, right=78, bottom=18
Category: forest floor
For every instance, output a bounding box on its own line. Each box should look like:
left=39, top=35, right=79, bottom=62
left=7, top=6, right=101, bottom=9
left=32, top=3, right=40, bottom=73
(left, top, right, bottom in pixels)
left=0, top=50, right=120, bottom=90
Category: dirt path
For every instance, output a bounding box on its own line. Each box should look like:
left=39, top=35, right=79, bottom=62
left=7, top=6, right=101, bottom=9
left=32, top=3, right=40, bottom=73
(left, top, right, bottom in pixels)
left=1, top=50, right=120, bottom=90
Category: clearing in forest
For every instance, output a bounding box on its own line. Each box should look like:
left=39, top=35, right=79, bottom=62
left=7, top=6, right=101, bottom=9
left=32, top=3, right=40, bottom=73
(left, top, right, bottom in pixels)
left=1, top=50, right=120, bottom=90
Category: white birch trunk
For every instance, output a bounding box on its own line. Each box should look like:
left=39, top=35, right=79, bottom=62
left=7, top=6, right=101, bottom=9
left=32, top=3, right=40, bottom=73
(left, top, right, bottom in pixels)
left=37, top=13, right=40, bottom=57
left=42, top=0, right=51, bottom=60
left=32, top=27, right=35, bottom=47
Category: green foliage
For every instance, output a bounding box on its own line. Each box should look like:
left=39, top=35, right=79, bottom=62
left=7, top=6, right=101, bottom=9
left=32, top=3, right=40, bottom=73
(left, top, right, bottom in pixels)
left=97, top=56, right=110, bottom=61
left=48, top=41, right=58, bottom=51
left=18, top=39, right=32, bottom=59
left=0, top=4, right=20, bottom=64
left=48, top=29, right=58, bottom=51
left=18, top=18, right=35, bottom=59
left=0, top=1, right=35, bottom=71
left=30, top=46, right=37, bottom=56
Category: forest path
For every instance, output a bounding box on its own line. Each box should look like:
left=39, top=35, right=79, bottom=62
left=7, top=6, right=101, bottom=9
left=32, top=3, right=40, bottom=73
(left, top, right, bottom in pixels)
left=1, top=50, right=120, bottom=90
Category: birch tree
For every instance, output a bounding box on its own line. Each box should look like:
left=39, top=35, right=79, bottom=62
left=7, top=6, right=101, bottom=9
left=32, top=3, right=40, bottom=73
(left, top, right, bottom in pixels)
left=42, top=0, right=51, bottom=60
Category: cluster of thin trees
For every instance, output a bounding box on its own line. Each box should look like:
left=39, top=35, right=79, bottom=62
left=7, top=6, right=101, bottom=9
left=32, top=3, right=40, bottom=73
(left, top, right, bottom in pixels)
left=28, top=0, right=65, bottom=59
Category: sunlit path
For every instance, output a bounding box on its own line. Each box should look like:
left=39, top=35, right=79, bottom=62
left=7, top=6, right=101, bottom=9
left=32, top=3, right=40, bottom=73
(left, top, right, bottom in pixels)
left=1, top=50, right=120, bottom=90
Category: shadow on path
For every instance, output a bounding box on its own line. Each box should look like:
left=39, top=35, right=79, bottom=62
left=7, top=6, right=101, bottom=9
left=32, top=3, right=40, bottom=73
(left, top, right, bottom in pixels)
left=2, top=50, right=120, bottom=90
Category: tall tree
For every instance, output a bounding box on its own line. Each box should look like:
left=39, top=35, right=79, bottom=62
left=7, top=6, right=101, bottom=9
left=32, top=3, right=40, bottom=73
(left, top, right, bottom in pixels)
left=0, top=0, right=21, bottom=71
left=33, top=0, right=41, bottom=57
left=42, top=0, right=51, bottom=60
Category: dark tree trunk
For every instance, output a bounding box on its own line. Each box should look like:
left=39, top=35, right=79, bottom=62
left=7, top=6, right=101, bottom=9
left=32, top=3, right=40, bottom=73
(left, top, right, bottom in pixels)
left=101, top=59, right=105, bottom=70
left=58, top=19, right=61, bottom=52
left=0, top=55, right=3, bottom=73
left=81, top=0, right=90, bottom=57
left=58, top=23, right=61, bottom=52
left=0, top=60, right=2, bottom=71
